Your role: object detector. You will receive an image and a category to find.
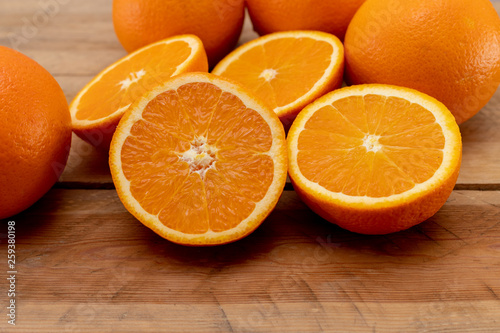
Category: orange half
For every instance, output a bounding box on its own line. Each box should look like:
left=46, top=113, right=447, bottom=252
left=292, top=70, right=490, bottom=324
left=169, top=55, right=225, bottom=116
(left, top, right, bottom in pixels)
left=212, top=31, right=344, bottom=128
left=70, top=35, right=208, bottom=149
left=288, top=84, right=462, bottom=234
left=109, top=73, right=288, bottom=246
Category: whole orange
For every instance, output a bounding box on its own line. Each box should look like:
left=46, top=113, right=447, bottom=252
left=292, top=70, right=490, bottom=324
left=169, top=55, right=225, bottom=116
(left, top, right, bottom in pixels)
left=112, top=0, right=245, bottom=66
left=344, top=0, right=500, bottom=124
left=246, top=0, right=366, bottom=40
left=0, top=47, right=71, bottom=219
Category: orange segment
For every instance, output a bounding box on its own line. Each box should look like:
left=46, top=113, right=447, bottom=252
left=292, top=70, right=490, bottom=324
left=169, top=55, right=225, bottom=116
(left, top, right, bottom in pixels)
left=204, top=168, right=257, bottom=232
left=288, top=84, right=462, bottom=235
left=330, top=95, right=369, bottom=133
left=157, top=174, right=209, bottom=234
left=176, top=82, right=223, bottom=137
left=216, top=149, right=274, bottom=202
left=367, top=152, right=416, bottom=197
left=110, top=73, right=287, bottom=246
left=140, top=90, right=195, bottom=142
left=379, top=123, right=445, bottom=149
left=212, top=31, right=344, bottom=128
left=70, top=35, right=208, bottom=150
left=303, top=105, right=365, bottom=139
left=382, top=147, right=443, bottom=184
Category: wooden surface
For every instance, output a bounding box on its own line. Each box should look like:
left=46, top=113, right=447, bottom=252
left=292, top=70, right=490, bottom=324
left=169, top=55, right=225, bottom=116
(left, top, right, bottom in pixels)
left=8, top=190, right=500, bottom=331
left=1, top=1, right=500, bottom=332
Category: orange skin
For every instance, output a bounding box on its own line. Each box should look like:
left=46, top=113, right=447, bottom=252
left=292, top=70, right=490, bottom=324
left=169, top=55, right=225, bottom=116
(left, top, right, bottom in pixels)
left=112, top=0, right=245, bottom=67
left=246, top=0, right=367, bottom=40
left=0, top=46, right=71, bottom=219
left=73, top=121, right=118, bottom=152
left=291, top=164, right=460, bottom=235
left=344, top=0, right=500, bottom=124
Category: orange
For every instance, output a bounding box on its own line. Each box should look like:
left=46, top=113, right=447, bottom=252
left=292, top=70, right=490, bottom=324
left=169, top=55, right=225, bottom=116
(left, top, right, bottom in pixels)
left=0, top=47, right=71, bottom=219
left=344, top=0, right=500, bottom=124
left=212, top=31, right=344, bottom=128
left=70, top=35, right=208, bottom=150
left=246, top=0, right=366, bottom=40
left=287, top=85, right=462, bottom=235
left=109, top=73, right=287, bottom=246
left=112, top=0, right=245, bottom=67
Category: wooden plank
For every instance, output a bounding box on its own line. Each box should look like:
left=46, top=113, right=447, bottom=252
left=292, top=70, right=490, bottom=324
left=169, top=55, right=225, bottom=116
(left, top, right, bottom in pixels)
left=0, top=0, right=499, bottom=189
left=458, top=88, right=500, bottom=189
left=5, top=189, right=500, bottom=331
left=12, top=301, right=500, bottom=332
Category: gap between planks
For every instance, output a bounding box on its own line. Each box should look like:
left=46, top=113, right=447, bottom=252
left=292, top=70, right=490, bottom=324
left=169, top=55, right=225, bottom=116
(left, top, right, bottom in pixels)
left=54, top=182, right=500, bottom=192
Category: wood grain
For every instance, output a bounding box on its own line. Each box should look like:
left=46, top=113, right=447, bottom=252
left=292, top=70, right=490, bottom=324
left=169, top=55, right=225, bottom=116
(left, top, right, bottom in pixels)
left=0, top=0, right=498, bottom=189
left=7, top=189, right=500, bottom=332
left=1, top=1, right=500, bottom=332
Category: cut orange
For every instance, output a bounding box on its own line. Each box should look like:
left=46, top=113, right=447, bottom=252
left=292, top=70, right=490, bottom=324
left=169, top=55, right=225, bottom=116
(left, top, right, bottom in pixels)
left=212, top=31, right=344, bottom=129
left=287, top=84, right=462, bottom=235
left=109, top=73, right=287, bottom=246
left=70, top=35, right=208, bottom=150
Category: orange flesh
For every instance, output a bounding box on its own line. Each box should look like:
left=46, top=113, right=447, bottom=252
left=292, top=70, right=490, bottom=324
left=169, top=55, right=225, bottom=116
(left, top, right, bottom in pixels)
left=297, top=95, right=445, bottom=197
left=75, top=41, right=191, bottom=121
left=121, top=82, right=275, bottom=234
left=219, top=37, right=333, bottom=109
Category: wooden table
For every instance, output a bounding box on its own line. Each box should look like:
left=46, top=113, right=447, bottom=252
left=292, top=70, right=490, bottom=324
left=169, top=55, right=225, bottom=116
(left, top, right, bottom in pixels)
left=1, top=1, right=500, bottom=332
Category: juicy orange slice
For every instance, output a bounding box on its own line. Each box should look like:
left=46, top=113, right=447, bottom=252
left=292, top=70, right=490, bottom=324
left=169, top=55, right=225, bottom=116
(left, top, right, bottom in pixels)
left=70, top=35, right=208, bottom=149
left=212, top=31, right=344, bottom=128
left=109, top=73, right=287, bottom=246
left=287, top=84, right=462, bottom=234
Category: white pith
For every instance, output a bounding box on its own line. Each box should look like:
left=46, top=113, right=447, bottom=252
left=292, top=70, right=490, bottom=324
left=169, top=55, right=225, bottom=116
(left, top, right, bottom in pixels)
left=178, top=136, right=218, bottom=179
left=362, top=134, right=382, bottom=153
left=118, top=69, right=146, bottom=90
left=259, top=68, right=277, bottom=82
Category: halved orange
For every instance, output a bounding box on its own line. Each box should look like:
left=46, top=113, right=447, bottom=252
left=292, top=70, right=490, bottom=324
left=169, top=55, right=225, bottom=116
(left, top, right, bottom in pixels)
left=109, top=73, right=288, bottom=246
left=70, top=35, right=208, bottom=150
left=212, top=31, right=344, bottom=128
left=287, top=84, right=462, bottom=235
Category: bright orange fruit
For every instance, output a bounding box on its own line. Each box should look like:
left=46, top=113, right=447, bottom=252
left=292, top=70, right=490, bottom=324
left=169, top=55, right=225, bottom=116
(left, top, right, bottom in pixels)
left=0, top=46, right=71, bottom=219
left=112, top=0, right=245, bottom=66
left=212, top=31, right=344, bottom=128
left=109, top=73, right=288, bottom=246
left=246, top=0, right=366, bottom=40
left=288, top=85, right=462, bottom=235
left=344, top=0, right=500, bottom=124
left=70, top=35, right=208, bottom=150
